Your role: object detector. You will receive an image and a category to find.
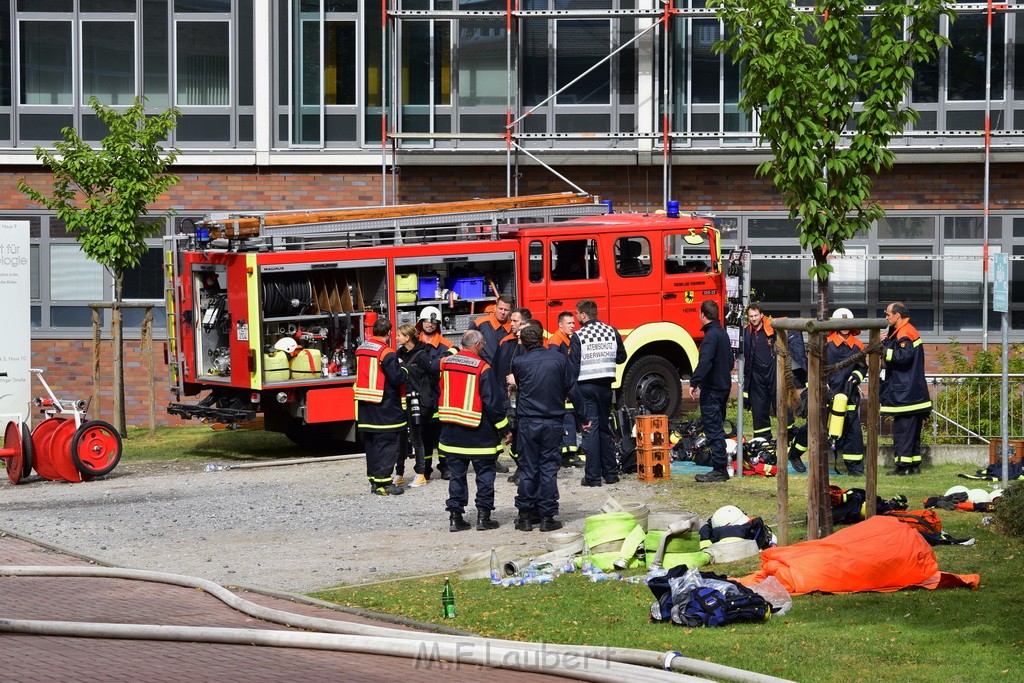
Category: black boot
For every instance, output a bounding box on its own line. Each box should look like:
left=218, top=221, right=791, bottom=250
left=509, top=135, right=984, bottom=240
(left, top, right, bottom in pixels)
left=514, top=512, right=534, bottom=531
left=449, top=512, right=471, bottom=532
left=476, top=509, right=499, bottom=531
left=789, top=456, right=807, bottom=473
left=539, top=517, right=563, bottom=532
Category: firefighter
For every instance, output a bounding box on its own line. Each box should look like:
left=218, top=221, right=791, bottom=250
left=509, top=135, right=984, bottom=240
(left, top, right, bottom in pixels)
left=881, top=302, right=932, bottom=475
left=827, top=308, right=867, bottom=475
left=417, top=306, right=450, bottom=480
left=467, top=294, right=513, bottom=365
left=395, top=323, right=441, bottom=487
left=742, top=303, right=776, bottom=441
left=689, top=300, right=734, bottom=483
left=417, top=306, right=452, bottom=350
left=495, top=307, right=533, bottom=481
left=438, top=329, right=510, bottom=531
left=570, top=299, right=626, bottom=487
left=509, top=325, right=576, bottom=532
left=545, top=310, right=584, bottom=468
left=354, top=317, right=407, bottom=496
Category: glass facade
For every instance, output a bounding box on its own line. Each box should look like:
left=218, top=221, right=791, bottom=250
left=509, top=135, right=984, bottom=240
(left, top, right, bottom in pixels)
left=2, top=2, right=1023, bottom=339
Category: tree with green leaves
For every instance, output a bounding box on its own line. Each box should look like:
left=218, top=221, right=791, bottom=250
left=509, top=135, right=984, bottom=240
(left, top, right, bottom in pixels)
left=19, top=96, right=180, bottom=436
left=711, top=0, right=953, bottom=531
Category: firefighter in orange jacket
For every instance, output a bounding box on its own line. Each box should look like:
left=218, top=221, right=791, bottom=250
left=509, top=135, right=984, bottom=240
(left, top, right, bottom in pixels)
left=438, top=329, right=510, bottom=532
left=467, top=294, right=512, bottom=365
left=354, top=317, right=407, bottom=496
left=742, top=303, right=776, bottom=440
left=881, top=302, right=932, bottom=476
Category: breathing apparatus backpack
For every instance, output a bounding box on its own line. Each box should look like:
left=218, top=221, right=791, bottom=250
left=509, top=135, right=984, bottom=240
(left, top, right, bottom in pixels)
left=648, top=566, right=771, bottom=627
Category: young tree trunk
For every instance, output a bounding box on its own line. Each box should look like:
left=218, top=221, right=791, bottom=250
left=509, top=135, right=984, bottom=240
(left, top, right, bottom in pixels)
left=814, top=256, right=833, bottom=536
left=113, top=269, right=126, bottom=437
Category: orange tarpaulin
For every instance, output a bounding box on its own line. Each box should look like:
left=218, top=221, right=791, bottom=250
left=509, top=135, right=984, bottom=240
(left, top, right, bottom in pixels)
left=740, top=515, right=980, bottom=595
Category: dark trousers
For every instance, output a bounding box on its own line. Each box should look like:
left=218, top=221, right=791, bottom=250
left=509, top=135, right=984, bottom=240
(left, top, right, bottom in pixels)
left=445, top=456, right=497, bottom=513
left=515, top=418, right=562, bottom=517
left=560, top=410, right=579, bottom=455
left=747, top=371, right=773, bottom=438
left=423, top=419, right=443, bottom=472
left=578, top=383, right=618, bottom=483
left=363, top=430, right=401, bottom=487
left=700, top=388, right=730, bottom=472
left=892, top=413, right=925, bottom=467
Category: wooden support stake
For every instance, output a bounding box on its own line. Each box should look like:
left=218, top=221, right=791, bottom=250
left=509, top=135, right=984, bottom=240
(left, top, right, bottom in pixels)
left=865, top=328, right=881, bottom=518
left=91, top=307, right=102, bottom=420
left=775, top=332, right=790, bottom=546
left=806, top=331, right=823, bottom=540
left=143, top=307, right=156, bottom=436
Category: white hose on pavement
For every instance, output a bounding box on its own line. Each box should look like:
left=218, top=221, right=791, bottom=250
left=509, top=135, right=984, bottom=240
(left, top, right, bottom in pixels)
left=0, top=565, right=791, bottom=683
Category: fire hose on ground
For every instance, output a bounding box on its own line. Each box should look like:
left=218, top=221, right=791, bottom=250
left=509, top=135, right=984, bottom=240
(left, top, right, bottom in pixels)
left=0, top=565, right=790, bottom=683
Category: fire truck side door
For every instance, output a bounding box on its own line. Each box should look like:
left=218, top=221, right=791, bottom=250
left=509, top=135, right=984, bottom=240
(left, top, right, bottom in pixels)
left=608, top=235, right=659, bottom=333
left=662, top=230, right=716, bottom=343
left=525, top=237, right=608, bottom=331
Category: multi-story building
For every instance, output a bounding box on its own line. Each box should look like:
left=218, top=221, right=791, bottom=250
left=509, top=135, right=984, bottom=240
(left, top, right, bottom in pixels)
left=3, top=1, right=1021, bottom=425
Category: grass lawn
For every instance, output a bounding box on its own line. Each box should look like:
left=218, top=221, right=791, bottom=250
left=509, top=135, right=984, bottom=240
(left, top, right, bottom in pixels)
left=310, top=464, right=1024, bottom=683
left=120, top=427, right=1022, bottom=681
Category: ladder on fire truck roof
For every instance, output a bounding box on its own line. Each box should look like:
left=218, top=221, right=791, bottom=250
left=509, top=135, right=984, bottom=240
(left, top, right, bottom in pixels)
left=196, top=191, right=611, bottom=250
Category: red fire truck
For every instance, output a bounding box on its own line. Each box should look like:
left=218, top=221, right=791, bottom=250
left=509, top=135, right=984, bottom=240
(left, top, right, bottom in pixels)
left=164, top=192, right=725, bottom=445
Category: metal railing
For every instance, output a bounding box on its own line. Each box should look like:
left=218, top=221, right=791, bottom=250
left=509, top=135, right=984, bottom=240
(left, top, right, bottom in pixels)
left=926, top=374, right=1024, bottom=444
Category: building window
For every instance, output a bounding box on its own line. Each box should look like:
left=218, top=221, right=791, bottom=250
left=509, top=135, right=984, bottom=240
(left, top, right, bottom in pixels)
left=20, top=21, right=72, bottom=105
left=50, top=244, right=104, bottom=301
left=82, top=21, right=135, bottom=105
left=176, top=22, right=230, bottom=106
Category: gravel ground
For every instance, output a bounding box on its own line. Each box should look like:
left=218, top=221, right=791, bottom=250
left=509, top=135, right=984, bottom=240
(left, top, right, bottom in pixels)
left=0, top=456, right=662, bottom=594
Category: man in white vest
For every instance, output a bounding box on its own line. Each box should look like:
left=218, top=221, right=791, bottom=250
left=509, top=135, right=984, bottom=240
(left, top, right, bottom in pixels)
left=569, top=299, right=627, bottom=487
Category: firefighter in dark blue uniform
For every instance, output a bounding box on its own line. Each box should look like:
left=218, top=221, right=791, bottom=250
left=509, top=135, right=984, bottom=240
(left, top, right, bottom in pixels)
left=881, top=302, right=932, bottom=475
left=438, top=329, right=510, bottom=531
left=509, top=325, right=577, bottom=532
left=827, top=308, right=867, bottom=475
left=689, top=300, right=734, bottom=483
left=742, top=303, right=776, bottom=440
left=354, top=317, right=407, bottom=496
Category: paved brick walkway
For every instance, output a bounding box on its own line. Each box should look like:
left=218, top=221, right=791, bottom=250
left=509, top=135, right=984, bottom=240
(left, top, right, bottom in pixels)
left=0, top=534, right=574, bottom=682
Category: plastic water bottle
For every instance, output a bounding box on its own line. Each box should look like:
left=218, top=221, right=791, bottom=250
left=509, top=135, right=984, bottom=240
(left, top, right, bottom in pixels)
left=489, top=548, right=502, bottom=585
left=204, top=463, right=223, bottom=472
left=441, top=577, right=455, bottom=618
left=523, top=574, right=554, bottom=585
left=589, top=572, right=622, bottom=582
left=581, top=557, right=595, bottom=575
left=500, top=577, right=522, bottom=588
left=340, top=352, right=349, bottom=377
left=560, top=558, right=576, bottom=574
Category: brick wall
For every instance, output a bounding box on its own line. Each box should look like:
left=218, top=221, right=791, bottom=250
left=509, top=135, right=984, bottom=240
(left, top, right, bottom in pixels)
left=5, top=161, right=1023, bottom=213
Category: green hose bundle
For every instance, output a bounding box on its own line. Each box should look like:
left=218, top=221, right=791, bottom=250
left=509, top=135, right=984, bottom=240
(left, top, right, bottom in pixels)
left=584, top=512, right=646, bottom=572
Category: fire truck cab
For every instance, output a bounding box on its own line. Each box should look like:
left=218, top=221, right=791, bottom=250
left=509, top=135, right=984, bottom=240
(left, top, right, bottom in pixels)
left=165, top=193, right=724, bottom=445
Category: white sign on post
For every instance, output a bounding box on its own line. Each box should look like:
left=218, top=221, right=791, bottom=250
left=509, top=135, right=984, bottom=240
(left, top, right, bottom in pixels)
left=993, top=252, right=1009, bottom=313
left=0, top=221, right=32, bottom=426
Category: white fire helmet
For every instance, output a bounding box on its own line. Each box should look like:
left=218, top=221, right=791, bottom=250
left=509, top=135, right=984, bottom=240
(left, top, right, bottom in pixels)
left=831, top=308, right=854, bottom=320
left=967, top=488, right=991, bottom=505
left=274, top=337, right=299, bottom=355
left=944, top=485, right=970, bottom=498
left=419, top=306, right=442, bottom=323
left=710, top=505, right=748, bottom=529
left=990, top=488, right=1004, bottom=502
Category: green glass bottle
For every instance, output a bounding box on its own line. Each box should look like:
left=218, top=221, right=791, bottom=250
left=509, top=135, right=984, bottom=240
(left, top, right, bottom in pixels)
left=442, top=576, right=456, bottom=619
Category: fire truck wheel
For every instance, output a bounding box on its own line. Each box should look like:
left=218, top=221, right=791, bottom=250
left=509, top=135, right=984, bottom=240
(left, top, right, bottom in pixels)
left=620, top=355, right=682, bottom=417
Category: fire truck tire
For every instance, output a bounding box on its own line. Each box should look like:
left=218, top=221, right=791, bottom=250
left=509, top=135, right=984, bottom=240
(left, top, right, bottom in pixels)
left=620, top=355, right=682, bottom=417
